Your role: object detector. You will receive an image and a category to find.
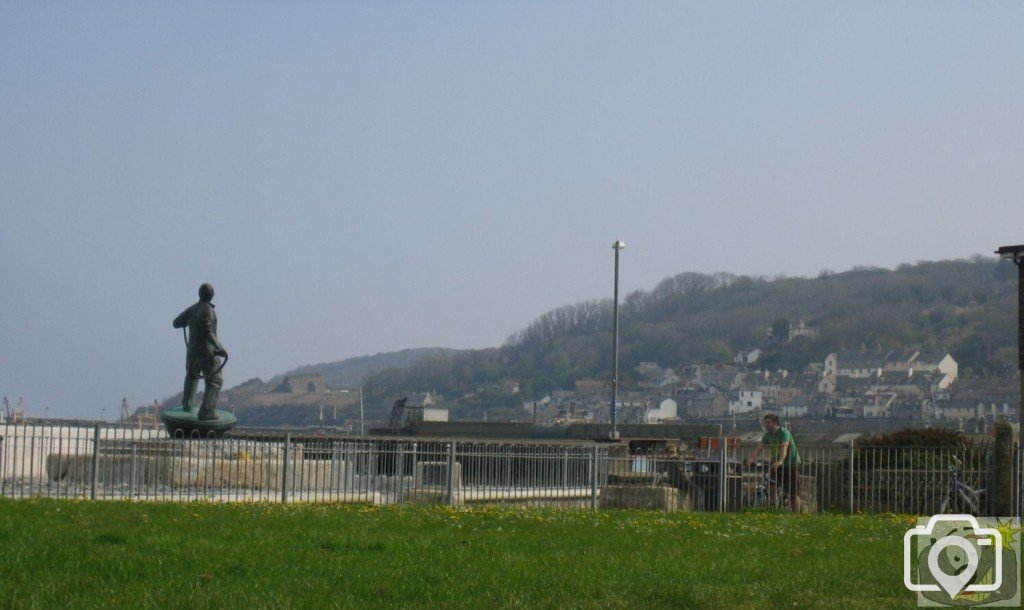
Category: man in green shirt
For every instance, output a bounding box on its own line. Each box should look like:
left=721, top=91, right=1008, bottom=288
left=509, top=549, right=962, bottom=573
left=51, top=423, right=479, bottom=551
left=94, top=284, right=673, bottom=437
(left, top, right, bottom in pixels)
left=746, top=413, right=802, bottom=512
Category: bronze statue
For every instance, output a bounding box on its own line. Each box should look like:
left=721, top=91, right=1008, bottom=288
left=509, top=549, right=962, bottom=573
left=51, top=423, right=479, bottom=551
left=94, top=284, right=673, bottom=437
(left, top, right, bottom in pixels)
left=173, top=283, right=228, bottom=421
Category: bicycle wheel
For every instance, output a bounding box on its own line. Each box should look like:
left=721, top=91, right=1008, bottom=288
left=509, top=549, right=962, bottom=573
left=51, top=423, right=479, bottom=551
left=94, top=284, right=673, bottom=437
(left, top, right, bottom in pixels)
left=743, top=489, right=766, bottom=510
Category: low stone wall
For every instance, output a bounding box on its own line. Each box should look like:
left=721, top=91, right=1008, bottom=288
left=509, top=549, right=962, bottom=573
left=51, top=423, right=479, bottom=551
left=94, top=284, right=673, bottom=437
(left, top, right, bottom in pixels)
left=599, top=485, right=683, bottom=511
left=46, top=453, right=347, bottom=492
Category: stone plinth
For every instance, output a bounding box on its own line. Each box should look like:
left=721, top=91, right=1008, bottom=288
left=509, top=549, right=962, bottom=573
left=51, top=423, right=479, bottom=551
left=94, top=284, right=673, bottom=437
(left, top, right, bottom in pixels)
left=599, top=485, right=681, bottom=511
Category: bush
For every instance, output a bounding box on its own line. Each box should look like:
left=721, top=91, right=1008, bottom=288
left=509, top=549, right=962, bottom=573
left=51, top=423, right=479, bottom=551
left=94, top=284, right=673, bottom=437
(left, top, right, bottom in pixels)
left=855, top=427, right=968, bottom=449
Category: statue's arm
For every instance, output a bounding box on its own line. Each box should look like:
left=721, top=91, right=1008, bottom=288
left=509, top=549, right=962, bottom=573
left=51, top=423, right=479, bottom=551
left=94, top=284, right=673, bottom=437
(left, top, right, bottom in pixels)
left=172, top=306, right=192, bottom=329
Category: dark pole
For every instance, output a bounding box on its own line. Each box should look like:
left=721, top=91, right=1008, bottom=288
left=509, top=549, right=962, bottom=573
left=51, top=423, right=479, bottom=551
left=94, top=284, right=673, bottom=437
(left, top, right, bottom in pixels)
left=1018, top=258, right=1023, bottom=449
left=996, top=244, right=1024, bottom=450
left=611, top=241, right=625, bottom=439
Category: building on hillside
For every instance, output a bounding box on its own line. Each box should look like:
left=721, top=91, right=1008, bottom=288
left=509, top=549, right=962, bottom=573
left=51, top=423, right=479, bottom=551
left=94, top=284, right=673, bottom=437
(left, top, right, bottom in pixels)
left=408, top=406, right=449, bottom=423
left=674, top=387, right=728, bottom=418
left=644, top=398, right=678, bottom=423
left=635, top=363, right=680, bottom=390
left=862, top=390, right=897, bottom=418
left=734, top=349, right=762, bottom=365
left=693, top=364, right=744, bottom=391
left=634, top=362, right=663, bottom=377
left=779, top=396, right=809, bottom=418
left=474, top=380, right=520, bottom=396
left=788, top=321, right=820, bottom=342
left=522, top=396, right=552, bottom=422
left=747, top=369, right=793, bottom=407
left=824, top=350, right=887, bottom=378
left=913, top=351, right=959, bottom=381
left=728, top=388, right=763, bottom=415
left=554, top=400, right=592, bottom=424
left=406, top=392, right=436, bottom=408
left=273, top=374, right=328, bottom=395
left=656, top=368, right=680, bottom=388
left=934, top=398, right=985, bottom=423
left=404, top=392, right=447, bottom=423
left=882, top=348, right=920, bottom=372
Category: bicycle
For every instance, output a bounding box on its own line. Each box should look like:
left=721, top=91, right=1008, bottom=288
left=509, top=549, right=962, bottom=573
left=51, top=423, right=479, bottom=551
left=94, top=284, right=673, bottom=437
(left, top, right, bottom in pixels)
left=743, top=462, right=790, bottom=510
left=939, top=465, right=986, bottom=515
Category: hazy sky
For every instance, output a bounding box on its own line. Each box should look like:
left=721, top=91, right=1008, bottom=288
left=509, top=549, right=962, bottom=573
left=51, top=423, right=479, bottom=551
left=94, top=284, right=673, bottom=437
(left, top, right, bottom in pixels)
left=2, top=2, right=1022, bottom=419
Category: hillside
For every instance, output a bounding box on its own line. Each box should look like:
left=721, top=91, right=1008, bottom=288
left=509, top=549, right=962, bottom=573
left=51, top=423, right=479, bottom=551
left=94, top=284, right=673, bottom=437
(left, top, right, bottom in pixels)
left=359, top=258, right=1019, bottom=414
left=155, top=348, right=463, bottom=427
left=267, top=348, right=464, bottom=389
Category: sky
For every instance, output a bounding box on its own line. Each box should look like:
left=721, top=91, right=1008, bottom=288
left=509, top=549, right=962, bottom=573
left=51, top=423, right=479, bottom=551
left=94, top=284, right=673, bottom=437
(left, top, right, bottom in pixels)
left=2, top=2, right=1022, bottom=420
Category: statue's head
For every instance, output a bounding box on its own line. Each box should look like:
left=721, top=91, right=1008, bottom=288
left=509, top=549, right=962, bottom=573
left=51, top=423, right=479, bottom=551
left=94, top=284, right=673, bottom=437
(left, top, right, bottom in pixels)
left=198, top=283, right=215, bottom=302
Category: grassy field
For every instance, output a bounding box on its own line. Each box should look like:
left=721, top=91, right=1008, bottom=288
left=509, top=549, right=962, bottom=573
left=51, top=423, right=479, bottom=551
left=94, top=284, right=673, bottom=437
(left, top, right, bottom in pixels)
left=0, top=499, right=919, bottom=609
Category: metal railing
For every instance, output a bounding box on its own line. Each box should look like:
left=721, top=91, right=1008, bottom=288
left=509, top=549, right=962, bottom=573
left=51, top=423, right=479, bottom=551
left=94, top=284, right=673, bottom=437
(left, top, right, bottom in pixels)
left=1, top=424, right=1018, bottom=517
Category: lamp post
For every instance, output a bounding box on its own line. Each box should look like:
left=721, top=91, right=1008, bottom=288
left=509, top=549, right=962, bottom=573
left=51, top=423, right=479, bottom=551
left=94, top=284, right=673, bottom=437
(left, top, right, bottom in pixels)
left=996, top=244, right=1024, bottom=448
left=611, top=240, right=626, bottom=440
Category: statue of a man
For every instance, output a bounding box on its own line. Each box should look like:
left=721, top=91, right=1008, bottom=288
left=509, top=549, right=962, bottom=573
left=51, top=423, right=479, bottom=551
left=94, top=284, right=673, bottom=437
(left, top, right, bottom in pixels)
left=173, top=283, right=228, bottom=420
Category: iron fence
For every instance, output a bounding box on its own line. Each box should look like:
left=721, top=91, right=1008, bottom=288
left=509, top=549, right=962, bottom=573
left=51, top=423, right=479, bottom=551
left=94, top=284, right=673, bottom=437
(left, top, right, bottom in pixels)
left=0, top=424, right=1018, bottom=517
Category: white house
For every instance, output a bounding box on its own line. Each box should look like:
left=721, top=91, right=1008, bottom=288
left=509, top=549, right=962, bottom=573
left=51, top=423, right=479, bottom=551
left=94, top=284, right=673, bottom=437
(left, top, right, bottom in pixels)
left=735, top=349, right=762, bottom=365
left=728, top=389, right=763, bottom=415
left=779, top=403, right=808, bottom=418
left=913, top=352, right=959, bottom=381
left=408, top=406, right=449, bottom=423
left=645, top=398, right=678, bottom=423
left=788, top=322, right=820, bottom=342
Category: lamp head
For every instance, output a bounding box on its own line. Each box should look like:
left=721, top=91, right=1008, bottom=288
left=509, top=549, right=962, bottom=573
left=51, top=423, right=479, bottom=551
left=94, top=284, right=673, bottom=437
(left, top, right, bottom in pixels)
left=995, top=244, right=1024, bottom=264
left=613, top=240, right=626, bottom=250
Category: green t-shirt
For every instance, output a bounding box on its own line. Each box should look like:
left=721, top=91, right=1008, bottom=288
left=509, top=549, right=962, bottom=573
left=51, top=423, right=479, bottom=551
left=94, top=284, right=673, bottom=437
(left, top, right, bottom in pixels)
left=762, top=427, right=801, bottom=466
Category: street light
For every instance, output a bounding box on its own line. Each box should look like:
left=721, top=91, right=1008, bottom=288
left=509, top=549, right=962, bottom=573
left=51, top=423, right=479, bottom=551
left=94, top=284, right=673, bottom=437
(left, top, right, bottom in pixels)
left=996, top=244, right=1024, bottom=448
left=611, top=240, right=626, bottom=440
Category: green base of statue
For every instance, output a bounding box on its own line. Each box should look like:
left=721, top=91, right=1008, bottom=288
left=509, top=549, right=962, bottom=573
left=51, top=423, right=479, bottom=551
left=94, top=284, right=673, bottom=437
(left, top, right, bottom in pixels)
left=160, top=408, right=238, bottom=438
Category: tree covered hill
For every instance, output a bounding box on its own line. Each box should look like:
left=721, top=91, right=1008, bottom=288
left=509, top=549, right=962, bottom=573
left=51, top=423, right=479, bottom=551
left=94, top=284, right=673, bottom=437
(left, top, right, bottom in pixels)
left=361, top=258, right=1019, bottom=413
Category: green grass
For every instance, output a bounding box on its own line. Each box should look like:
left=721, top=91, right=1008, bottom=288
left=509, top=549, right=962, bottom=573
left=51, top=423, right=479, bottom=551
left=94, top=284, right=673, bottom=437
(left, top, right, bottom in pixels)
left=0, top=499, right=919, bottom=609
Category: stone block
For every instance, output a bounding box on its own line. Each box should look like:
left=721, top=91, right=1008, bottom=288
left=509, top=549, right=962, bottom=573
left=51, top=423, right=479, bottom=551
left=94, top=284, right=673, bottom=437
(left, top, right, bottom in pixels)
left=599, top=485, right=681, bottom=511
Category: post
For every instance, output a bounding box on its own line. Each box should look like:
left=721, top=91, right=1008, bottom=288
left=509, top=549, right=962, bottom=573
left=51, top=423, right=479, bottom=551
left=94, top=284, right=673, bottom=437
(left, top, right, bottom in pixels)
left=130, top=442, right=138, bottom=499
left=359, top=387, right=365, bottom=436
left=996, top=245, right=1024, bottom=450
left=561, top=448, right=569, bottom=489
left=90, top=424, right=101, bottom=500
left=718, top=438, right=728, bottom=512
left=396, top=442, right=405, bottom=504
left=1017, top=442, right=1022, bottom=519
left=281, top=433, right=291, bottom=504
left=611, top=240, right=625, bottom=439
left=992, top=423, right=1014, bottom=516
left=446, top=442, right=456, bottom=506
left=590, top=444, right=599, bottom=510
left=1018, top=260, right=1023, bottom=450
left=847, top=440, right=855, bottom=514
